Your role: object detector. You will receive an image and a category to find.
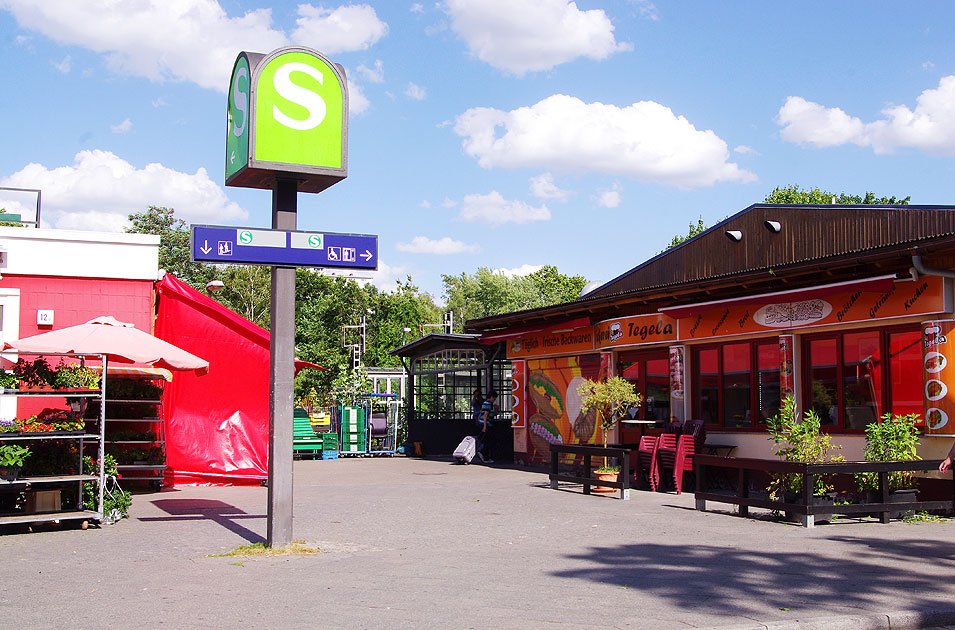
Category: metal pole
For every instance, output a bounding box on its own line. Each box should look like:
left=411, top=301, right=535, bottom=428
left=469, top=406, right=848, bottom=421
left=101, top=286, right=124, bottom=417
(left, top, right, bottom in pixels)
left=268, top=178, right=297, bottom=547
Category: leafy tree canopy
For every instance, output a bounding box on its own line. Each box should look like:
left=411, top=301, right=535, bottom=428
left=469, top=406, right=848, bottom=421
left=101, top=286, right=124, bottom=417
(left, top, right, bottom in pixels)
left=764, top=185, right=910, bottom=205
left=126, top=205, right=215, bottom=290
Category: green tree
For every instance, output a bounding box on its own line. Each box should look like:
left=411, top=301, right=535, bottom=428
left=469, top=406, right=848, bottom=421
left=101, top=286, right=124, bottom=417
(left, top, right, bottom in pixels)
left=126, top=205, right=215, bottom=290
left=214, top=265, right=272, bottom=329
left=664, top=217, right=707, bottom=251
left=764, top=185, right=910, bottom=205
left=442, top=265, right=588, bottom=330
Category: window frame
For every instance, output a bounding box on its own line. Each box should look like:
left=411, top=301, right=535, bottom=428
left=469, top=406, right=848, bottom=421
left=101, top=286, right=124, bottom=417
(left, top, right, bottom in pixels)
left=691, top=338, right=780, bottom=430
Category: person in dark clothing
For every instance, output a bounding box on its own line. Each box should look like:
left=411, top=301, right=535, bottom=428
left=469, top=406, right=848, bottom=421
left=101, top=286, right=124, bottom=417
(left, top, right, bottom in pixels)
left=476, top=390, right=498, bottom=464
left=471, top=389, right=483, bottom=421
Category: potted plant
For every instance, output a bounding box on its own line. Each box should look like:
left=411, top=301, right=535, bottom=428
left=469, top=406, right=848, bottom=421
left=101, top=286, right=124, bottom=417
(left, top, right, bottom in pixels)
left=13, top=357, right=55, bottom=389
left=577, top=376, right=643, bottom=490
left=0, top=371, right=18, bottom=392
left=0, top=443, right=31, bottom=481
left=767, top=394, right=844, bottom=520
left=856, top=412, right=921, bottom=518
left=53, top=362, right=102, bottom=413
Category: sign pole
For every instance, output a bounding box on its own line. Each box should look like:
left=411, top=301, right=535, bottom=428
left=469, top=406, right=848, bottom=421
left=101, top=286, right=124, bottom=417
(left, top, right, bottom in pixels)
left=267, top=177, right=298, bottom=547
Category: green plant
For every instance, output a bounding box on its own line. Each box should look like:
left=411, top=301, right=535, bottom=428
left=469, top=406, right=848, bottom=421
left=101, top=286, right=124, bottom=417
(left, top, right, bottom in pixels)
left=13, top=357, right=56, bottom=387
left=52, top=362, right=101, bottom=390
left=856, top=412, right=922, bottom=492
left=331, top=366, right=369, bottom=407
left=595, top=465, right=620, bottom=474
left=577, top=376, right=642, bottom=449
left=0, top=371, right=18, bottom=389
left=105, top=378, right=163, bottom=400
left=0, top=444, right=31, bottom=468
left=766, top=394, right=844, bottom=499
left=83, top=454, right=132, bottom=520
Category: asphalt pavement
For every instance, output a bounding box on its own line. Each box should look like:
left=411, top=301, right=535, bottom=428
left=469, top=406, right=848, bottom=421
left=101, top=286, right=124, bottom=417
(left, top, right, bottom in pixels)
left=3, top=456, right=955, bottom=629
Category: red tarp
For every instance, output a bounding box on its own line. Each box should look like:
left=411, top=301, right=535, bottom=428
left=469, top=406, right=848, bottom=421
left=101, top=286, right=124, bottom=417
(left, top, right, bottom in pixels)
left=154, top=274, right=324, bottom=486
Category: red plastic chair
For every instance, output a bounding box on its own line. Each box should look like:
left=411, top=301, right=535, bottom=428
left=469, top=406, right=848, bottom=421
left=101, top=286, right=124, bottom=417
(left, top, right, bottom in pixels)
left=672, top=434, right=696, bottom=495
left=653, top=433, right=678, bottom=492
left=636, top=435, right=659, bottom=491
left=683, top=419, right=706, bottom=449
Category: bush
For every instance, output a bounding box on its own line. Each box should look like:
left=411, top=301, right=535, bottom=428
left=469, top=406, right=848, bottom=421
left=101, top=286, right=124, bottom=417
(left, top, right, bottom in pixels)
left=766, top=395, right=843, bottom=498
left=856, top=412, right=921, bottom=491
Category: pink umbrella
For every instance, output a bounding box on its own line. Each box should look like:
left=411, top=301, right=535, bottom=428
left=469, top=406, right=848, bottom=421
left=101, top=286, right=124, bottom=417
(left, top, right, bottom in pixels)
left=4, top=316, right=209, bottom=375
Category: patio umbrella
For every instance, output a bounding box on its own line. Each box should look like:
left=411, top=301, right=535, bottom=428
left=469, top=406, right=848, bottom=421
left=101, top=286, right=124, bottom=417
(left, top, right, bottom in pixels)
left=4, top=316, right=209, bottom=375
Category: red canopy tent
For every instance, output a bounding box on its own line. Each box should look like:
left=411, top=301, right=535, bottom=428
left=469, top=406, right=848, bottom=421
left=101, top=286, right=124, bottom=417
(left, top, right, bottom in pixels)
left=154, top=274, right=324, bottom=486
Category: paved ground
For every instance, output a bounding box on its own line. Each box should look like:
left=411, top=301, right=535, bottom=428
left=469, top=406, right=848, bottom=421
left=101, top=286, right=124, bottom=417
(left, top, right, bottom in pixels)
left=3, top=457, right=955, bottom=629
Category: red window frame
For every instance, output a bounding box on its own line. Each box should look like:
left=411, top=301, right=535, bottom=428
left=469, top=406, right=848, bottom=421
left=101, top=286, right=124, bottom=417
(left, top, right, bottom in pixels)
left=801, top=324, right=922, bottom=432
left=691, top=339, right=780, bottom=430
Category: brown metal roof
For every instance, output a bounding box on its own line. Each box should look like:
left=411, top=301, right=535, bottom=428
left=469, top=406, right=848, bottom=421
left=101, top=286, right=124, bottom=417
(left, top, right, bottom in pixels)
left=465, top=203, right=955, bottom=333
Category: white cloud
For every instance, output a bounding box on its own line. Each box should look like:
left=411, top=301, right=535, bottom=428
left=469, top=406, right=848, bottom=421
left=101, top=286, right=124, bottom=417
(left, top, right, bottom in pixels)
left=734, top=145, right=758, bottom=155
left=777, top=96, right=865, bottom=148
left=0, top=1, right=387, bottom=93
left=418, top=200, right=432, bottom=209
left=493, top=264, right=543, bottom=278
left=52, top=54, right=71, bottom=74
left=455, top=94, right=755, bottom=187
left=595, top=183, right=622, bottom=208
left=348, top=77, right=371, bottom=114
left=405, top=82, right=426, bottom=100
left=367, top=259, right=407, bottom=292
left=357, top=59, right=384, bottom=83
left=441, top=197, right=458, bottom=208
left=455, top=191, right=550, bottom=226
left=410, top=3, right=424, bottom=14
left=152, top=98, right=167, bottom=108
left=445, top=0, right=631, bottom=75
left=0, top=149, right=247, bottom=231
left=629, top=0, right=659, bottom=21
left=529, top=172, right=571, bottom=201
left=778, top=76, right=955, bottom=156
left=110, top=117, right=132, bottom=134
left=291, top=4, right=388, bottom=53
left=396, top=236, right=480, bottom=254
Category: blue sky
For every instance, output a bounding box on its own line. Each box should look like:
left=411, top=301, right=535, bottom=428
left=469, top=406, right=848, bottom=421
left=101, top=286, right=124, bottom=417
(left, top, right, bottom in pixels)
left=1, top=1, right=954, bottom=300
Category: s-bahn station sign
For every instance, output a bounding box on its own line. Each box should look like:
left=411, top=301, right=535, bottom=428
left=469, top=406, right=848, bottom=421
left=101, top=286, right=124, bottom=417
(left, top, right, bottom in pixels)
left=225, top=46, right=348, bottom=193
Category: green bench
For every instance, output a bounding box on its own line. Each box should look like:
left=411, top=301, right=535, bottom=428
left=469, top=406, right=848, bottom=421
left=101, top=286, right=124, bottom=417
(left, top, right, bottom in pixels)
left=293, top=408, right=323, bottom=458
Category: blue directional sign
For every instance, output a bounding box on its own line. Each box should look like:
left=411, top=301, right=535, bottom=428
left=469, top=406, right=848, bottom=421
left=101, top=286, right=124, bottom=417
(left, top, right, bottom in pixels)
left=191, top=224, right=377, bottom=269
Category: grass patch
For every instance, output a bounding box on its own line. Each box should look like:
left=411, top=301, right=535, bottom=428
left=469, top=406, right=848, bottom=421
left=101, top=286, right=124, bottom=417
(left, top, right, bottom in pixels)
left=903, top=511, right=949, bottom=524
left=209, top=540, right=321, bottom=557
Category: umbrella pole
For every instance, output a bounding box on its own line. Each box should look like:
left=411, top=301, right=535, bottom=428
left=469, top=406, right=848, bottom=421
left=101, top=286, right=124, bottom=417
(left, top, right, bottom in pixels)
left=267, top=178, right=297, bottom=548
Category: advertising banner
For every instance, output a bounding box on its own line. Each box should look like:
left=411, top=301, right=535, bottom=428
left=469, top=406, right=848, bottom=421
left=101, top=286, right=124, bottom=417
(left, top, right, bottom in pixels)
left=922, top=320, right=955, bottom=436
left=525, top=355, right=601, bottom=462
left=506, top=325, right=595, bottom=359
left=679, top=277, right=946, bottom=342
left=779, top=334, right=795, bottom=398
left=510, top=359, right=526, bottom=429
left=669, top=346, right=685, bottom=423
left=595, top=313, right=678, bottom=350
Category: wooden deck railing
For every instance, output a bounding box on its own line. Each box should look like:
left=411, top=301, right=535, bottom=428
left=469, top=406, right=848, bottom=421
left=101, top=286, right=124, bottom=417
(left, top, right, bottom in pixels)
left=549, top=444, right=632, bottom=500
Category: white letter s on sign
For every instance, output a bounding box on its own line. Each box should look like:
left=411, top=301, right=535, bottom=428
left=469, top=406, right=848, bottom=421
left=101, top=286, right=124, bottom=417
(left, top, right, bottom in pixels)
left=231, top=66, right=248, bottom=137
left=272, top=62, right=326, bottom=131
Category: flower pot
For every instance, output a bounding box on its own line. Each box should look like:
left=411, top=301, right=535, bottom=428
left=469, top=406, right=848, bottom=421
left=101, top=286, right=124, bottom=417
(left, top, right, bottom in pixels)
left=783, top=492, right=835, bottom=524
left=67, top=397, right=87, bottom=414
left=592, top=471, right=619, bottom=493
left=0, top=466, right=20, bottom=482
left=866, top=488, right=919, bottom=519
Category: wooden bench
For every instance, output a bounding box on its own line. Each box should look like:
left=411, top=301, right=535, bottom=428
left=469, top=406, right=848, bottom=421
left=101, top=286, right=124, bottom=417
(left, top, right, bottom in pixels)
left=549, top=443, right=632, bottom=500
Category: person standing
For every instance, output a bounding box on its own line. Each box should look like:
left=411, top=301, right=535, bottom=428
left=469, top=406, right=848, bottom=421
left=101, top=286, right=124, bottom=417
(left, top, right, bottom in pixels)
left=476, top=390, right=498, bottom=464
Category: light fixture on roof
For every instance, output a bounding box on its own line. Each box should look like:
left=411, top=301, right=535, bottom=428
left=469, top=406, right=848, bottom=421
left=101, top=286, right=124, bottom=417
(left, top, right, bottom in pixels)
left=764, top=220, right=782, bottom=233
left=724, top=230, right=743, bottom=242
left=205, top=280, right=225, bottom=293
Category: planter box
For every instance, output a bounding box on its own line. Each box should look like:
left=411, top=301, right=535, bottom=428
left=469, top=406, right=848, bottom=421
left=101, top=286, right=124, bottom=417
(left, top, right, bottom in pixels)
left=866, top=488, right=919, bottom=519
left=784, top=492, right=835, bottom=525
left=0, top=466, right=21, bottom=482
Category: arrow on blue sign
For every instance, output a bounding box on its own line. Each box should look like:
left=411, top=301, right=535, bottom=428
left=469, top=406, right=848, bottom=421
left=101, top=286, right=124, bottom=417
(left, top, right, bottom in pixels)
left=190, top=224, right=378, bottom=270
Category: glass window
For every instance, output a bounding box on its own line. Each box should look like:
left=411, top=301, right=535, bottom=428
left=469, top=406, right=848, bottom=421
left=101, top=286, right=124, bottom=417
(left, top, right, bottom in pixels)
left=889, top=330, right=922, bottom=418
left=696, top=348, right=719, bottom=425
left=722, top=343, right=751, bottom=428
left=807, top=338, right=839, bottom=426
left=645, top=358, right=670, bottom=422
left=842, top=331, right=882, bottom=429
left=756, top=343, right=781, bottom=424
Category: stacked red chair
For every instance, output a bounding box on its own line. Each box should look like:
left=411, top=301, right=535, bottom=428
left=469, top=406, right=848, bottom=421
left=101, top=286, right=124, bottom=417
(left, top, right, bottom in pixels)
left=636, top=435, right=660, bottom=491
left=653, top=433, right=678, bottom=492
left=672, top=434, right=696, bottom=495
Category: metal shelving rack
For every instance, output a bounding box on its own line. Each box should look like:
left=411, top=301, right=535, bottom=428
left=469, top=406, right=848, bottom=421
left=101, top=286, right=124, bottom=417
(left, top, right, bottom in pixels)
left=103, top=392, right=166, bottom=490
left=0, top=352, right=106, bottom=528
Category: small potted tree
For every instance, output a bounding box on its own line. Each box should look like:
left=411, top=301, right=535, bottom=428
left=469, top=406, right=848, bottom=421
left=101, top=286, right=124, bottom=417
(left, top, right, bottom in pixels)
left=577, top=376, right=642, bottom=491
left=767, top=394, right=844, bottom=520
left=0, top=443, right=31, bottom=481
left=856, top=412, right=921, bottom=518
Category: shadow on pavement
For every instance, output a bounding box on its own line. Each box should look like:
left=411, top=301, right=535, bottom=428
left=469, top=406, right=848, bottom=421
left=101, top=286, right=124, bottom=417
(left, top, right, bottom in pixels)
left=551, top=537, right=955, bottom=616
left=138, top=498, right=265, bottom=544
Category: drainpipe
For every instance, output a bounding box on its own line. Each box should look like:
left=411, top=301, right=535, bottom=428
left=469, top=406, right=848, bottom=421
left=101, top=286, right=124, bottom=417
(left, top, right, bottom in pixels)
left=912, top=253, right=955, bottom=280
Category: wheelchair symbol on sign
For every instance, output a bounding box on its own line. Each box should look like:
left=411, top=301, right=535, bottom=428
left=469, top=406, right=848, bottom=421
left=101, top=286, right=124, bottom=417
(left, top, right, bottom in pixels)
left=327, top=247, right=341, bottom=261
